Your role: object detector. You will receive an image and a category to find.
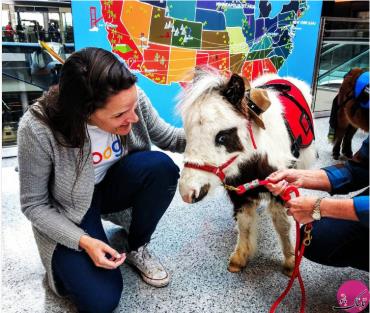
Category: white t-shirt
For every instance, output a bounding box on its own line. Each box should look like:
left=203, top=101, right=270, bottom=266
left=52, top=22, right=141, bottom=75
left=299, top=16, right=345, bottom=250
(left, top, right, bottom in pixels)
left=87, top=124, right=125, bottom=184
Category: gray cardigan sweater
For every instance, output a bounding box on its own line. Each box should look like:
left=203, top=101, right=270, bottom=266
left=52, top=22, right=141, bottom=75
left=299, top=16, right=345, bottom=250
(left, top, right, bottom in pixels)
left=17, top=88, right=186, bottom=295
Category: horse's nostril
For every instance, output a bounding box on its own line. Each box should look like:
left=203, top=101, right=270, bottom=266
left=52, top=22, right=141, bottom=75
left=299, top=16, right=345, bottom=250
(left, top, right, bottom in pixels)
left=191, top=192, right=197, bottom=204
left=192, top=184, right=210, bottom=203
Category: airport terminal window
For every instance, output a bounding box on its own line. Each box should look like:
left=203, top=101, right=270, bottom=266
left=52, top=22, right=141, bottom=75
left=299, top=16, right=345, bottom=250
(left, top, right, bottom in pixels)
left=2, top=5, right=74, bottom=44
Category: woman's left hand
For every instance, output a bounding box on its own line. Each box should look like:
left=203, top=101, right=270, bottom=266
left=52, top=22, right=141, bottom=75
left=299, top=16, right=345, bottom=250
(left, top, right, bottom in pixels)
left=285, top=196, right=317, bottom=224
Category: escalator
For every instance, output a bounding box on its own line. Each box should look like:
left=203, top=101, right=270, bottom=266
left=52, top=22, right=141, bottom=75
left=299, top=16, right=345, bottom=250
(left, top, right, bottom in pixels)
left=2, top=42, right=74, bottom=156
left=313, top=17, right=369, bottom=115
left=2, top=42, right=73, bottom=91
left=318, top=43, right=369, bottom=88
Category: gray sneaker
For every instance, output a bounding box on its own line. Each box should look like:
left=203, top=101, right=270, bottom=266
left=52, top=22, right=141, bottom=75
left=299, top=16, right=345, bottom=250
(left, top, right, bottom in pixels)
left=126, top=244, right=169, bottom=287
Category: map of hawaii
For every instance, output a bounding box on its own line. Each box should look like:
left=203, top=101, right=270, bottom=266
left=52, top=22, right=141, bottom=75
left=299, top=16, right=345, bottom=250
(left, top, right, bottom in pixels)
left=100, top=0, right=308, bottom=85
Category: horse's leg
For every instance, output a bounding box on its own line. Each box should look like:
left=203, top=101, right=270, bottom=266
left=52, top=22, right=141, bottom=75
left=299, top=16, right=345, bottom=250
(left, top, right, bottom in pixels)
left=328, top=94, right=339, bottom=141
left=341, top=124, right=358, bottom=159
left=332, top=126, right=346, bottom=160
left=268, top=199, right=295, bottom=277
left=333, top=107, right=349, bottom=160
left=228, top=202, right=258, bottom=273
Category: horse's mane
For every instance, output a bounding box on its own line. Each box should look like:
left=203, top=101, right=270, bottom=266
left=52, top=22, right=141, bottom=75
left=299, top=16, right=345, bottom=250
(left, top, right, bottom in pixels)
left=176, top=68, right=227, bottom=118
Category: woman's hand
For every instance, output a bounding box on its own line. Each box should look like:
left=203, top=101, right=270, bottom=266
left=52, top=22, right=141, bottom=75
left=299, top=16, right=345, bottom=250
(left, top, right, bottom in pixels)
left=267, top=169, right=305, bottom=188
left=79, top=235, right=126, bottom=269
left=267, top=169, right=332, bottom=192
left=285, top=196, right=317, bottom=224
left=265, top=179, right=289, bottom=196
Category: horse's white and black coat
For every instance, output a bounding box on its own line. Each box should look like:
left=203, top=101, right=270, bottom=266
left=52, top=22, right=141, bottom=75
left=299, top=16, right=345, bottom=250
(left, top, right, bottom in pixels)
left=178, top=70, right=316, bottom=274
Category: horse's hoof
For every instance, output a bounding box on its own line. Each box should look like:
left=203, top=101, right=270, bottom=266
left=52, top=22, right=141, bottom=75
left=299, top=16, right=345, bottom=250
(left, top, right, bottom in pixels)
left=228, top=252, right=248, bottom=272
left=282, top=266, right=294, bottom=277
left=282, top=256, right=295, bottom=277
left=228, top=262, right=243, bottom=273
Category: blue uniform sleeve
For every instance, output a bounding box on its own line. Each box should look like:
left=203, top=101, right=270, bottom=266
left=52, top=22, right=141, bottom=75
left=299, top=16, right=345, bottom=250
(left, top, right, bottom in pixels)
left=323, top=164, right=352, bottom=193
left=323, top=137, right=369, bottom=194
left=353, top=196, right=369, bottom=227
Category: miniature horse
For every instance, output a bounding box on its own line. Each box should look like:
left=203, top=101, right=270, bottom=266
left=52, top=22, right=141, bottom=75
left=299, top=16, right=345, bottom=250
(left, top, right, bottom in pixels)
left=329, top=68, right=369, bottom=159
left=178, top=71, right=316, bottom=275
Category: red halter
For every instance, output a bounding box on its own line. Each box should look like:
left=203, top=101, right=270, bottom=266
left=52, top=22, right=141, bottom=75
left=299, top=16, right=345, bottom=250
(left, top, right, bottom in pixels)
left=184, top=121, right=257, bottom=184
left=184, top=155, right=238, bottom=182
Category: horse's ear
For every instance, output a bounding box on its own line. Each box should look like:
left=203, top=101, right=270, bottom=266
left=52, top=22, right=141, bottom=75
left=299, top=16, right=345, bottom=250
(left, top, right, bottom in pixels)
left=222, top=73, right=247, bottom=106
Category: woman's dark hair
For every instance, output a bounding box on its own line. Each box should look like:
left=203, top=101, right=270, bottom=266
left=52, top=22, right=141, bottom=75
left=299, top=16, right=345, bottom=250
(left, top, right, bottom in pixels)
left=30, top=47, right=137, bottom=148
left=30, top=48, right=137, bottom=207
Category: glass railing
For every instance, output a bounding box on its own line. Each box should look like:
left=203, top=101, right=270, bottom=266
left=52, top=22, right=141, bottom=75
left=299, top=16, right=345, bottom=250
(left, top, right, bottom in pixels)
left=312, top=18, right=369, bottom=113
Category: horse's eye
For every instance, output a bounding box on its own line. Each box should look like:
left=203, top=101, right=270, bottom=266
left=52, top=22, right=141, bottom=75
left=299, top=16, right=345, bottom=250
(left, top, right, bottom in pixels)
left=215, top=128, right=243, bottom=152
left=216, top=134, right=227, bottom=145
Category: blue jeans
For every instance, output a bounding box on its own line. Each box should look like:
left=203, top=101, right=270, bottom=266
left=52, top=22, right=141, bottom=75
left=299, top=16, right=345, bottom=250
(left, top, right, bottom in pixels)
left=301, top=218, right=369, bottom=272
left=52, top=151, right=180, bottom=313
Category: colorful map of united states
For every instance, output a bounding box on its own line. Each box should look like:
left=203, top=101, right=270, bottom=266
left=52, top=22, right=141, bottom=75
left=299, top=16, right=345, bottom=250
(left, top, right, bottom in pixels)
left=101, top=0, right=307, bottom=85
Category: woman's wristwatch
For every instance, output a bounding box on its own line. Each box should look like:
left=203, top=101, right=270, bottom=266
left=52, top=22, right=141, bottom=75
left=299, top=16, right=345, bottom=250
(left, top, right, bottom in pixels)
left=312, top=197, right=323, bottom=220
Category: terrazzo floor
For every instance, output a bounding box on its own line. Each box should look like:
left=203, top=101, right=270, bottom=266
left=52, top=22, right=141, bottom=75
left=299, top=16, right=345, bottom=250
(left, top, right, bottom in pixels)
left=1, top=117, right=369, bottom=313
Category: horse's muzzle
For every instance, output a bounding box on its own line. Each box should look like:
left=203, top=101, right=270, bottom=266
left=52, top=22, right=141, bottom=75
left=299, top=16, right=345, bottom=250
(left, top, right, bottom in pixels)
left=181, top=184, right=210, bottom=204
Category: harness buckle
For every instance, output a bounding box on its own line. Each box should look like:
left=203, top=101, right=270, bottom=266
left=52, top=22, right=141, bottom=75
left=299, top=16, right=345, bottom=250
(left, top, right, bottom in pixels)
left=223, top=184, right=238, bottom=191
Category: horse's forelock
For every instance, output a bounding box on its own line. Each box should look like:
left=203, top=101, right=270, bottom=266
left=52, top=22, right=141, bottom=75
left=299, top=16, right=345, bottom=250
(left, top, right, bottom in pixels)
left=176, top=72, right=227, bottom=118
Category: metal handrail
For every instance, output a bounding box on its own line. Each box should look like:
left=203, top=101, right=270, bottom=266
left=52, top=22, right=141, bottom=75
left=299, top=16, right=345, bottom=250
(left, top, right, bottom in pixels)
left=2, top=99, right=11, bottom=111
left=322, top=40, right=369, bottom=45
left=320, top=43, right=345, bottom=57
left=323, top=17, right=369, bottom=23
left=325, top=29, right=369, bottom=32
left=2, top=72, right=45, bottom=90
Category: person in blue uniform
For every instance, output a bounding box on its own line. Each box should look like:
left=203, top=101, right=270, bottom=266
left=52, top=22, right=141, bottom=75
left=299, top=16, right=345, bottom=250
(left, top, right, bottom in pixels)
left=266, top=71, right=369, bottom=272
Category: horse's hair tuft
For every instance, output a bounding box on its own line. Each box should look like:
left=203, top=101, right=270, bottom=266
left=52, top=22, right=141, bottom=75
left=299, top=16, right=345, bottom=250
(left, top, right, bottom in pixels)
left=176, top=68, right=227, bottom=118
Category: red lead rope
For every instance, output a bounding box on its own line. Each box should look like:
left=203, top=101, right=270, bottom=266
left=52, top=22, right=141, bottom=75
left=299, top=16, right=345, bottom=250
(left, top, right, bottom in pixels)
left=225, top=181, right=313, bottom=313
left=270, top=186, right=313, bottom=313
left=184, top=156, right=313, bottom=313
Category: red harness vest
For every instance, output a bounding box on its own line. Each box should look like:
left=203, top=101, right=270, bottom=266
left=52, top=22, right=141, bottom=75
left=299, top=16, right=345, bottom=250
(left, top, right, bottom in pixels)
left=261, top=79, right=315, bottom=157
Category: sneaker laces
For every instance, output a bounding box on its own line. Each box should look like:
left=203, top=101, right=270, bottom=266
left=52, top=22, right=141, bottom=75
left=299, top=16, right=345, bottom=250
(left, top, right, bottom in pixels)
left=141, top=243, right=152, bottom=259
left=139, top=244, right=164, bottom=273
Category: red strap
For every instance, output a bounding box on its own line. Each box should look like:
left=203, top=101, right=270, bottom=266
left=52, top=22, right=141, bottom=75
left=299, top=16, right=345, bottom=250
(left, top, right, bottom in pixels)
left=184, top=155, right=238, bottom=182
left=270, top=221, right=307, bottom=313
left=219, top=155, right=238, bottom=171
left=248, top=123, right=257, bottom=150
left=281, top=185, right=300, bottom=201
left=184, top=163, right=226, bottom=181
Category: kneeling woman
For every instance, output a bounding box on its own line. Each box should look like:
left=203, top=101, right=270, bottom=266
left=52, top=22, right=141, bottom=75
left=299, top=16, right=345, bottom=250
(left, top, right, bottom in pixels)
left=18, top=47, right=186, bottom=313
